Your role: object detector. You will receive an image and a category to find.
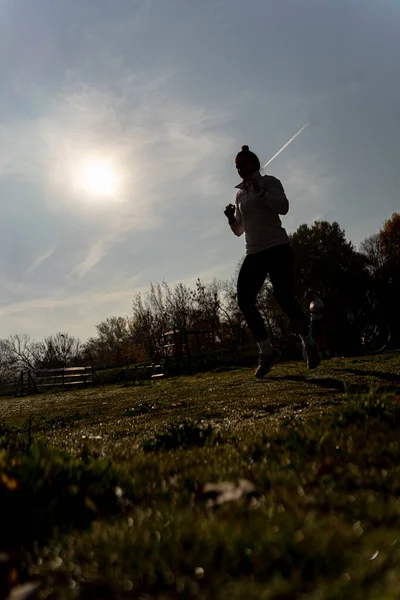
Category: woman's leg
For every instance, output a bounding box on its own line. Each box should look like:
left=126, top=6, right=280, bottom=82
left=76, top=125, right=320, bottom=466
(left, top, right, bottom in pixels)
left=237, top=250, right=282, bottom=378
left=268, top=245, right=309, bottom=336
left=310, top=320, right=323, bottom=350
left=268, top=244, right=320, bottom=369
left=237, top=253, right=269, bottom=342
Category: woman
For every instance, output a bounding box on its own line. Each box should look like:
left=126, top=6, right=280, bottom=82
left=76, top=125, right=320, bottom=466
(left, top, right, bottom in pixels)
left=305, top=289, right=330, bottom=358
left=224, top=145, right=320, bottom=378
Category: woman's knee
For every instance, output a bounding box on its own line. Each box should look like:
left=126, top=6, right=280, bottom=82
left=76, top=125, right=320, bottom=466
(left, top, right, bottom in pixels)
left=237, top=294, right=256, bottom=315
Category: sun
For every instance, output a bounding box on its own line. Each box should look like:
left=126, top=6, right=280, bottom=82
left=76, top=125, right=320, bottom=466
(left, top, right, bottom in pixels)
left=78, top=159, right=119, bottom=198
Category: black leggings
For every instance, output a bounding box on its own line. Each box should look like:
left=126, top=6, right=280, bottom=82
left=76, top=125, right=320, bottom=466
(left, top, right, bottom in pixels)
left=237, top=243, right=309, bottom=342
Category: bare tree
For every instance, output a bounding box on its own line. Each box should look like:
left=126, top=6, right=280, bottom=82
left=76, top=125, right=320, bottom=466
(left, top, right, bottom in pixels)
left=84, top=317, right=135, bottom=367
left=164, top=282, right=194, bottom=330
left=132, top=292, right=162, bottom=359
left=220, top=276, right=248, bottom=344
left=359, top=234, right=385, bottom=276
left=131, top=282, right=195, bottom=359
left=3, top=334, right=40, bottom=371
left=191, top=279, right=223, bottom=335
left=36, top=333, right=83, bottom=369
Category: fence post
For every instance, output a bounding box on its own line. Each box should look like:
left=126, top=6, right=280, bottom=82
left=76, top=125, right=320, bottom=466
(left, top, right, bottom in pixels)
left=28, top=370, right=40, bottom=394
left=91, top=364, right=97, bottom=386
left=14, top=373, right=21, bottom=397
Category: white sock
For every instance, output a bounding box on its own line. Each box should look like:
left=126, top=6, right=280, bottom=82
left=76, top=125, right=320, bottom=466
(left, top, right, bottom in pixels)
left=257, top=338, right=273, bottom=356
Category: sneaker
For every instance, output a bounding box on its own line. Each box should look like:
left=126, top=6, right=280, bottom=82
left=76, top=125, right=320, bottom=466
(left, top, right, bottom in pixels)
left=303, top=342, right=321, bottom=370
left=255, top=348, right=282, bottom=378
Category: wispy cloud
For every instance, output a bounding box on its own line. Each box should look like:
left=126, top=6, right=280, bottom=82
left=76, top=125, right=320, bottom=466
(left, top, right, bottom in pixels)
left=0, top=47, right=234, bottom=337
left=0, top=284, right=139, bottom=318
left=0, top=63, right=232, bottom=282
left=280, top=157, right=335, bottom=231
left=26, top=248, right=55, bottom=274
left=71, top=239, right=113, bottom=279
left=0, top=275, right=145, bottom=339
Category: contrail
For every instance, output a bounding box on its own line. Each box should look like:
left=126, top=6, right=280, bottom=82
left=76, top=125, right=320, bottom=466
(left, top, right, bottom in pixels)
left=262, top=122, right=309, bottom=170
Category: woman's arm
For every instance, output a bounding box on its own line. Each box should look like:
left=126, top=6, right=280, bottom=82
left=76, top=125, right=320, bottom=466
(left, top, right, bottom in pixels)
left=255, top=176, right=289, bottom=215
left=230, top=196, right=244, bottom=236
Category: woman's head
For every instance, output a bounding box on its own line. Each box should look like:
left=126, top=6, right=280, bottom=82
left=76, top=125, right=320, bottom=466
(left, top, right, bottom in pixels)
left=235, top=145, right=261, bottom=180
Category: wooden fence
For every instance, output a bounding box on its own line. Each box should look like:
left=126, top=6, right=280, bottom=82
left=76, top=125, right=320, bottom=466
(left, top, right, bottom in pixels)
left=15, top=366, right=97, bottom=396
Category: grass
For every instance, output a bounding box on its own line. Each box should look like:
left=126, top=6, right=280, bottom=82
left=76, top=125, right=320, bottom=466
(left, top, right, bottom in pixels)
left=0, top=352, right=400, bottom=598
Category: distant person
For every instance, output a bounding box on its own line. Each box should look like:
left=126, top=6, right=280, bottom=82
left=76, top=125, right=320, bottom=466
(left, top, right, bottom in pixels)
left=224, top=145, right=320, bottom=378
left=305, top=289, right=330, bottom=358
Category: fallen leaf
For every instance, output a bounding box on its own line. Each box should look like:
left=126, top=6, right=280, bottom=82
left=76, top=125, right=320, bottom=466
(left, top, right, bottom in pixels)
left=201, top=479, right=257, bottom=507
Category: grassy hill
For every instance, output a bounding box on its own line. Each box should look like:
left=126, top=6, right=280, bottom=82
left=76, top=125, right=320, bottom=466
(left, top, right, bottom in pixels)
left=1, top=352, right=400, bottom=599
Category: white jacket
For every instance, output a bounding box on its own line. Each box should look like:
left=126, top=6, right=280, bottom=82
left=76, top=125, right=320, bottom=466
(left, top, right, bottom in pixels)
left=231, top=172, right=289, bottom=254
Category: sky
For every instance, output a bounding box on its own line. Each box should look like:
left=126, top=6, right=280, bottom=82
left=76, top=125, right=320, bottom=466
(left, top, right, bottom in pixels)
left=1, top=0, right=399, bottom=341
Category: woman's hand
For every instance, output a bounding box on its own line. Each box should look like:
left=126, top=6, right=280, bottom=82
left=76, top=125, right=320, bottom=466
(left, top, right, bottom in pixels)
left=224, top=204, right=236, bottom=223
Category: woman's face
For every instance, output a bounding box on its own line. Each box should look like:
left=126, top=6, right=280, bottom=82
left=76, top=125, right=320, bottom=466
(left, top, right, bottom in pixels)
left=235, top=156, right=256, bottom=180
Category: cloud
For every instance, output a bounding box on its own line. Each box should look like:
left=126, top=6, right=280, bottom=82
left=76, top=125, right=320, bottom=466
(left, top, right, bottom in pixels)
left=26, top=248, right=55, bottom=273
left=279, top=157, right=336, bottom=231
left=0, top=45, right=234, bottom=338
left=71, top=239, right=113, bottom=279
left=184, top=259, right=238, bottom=285
left=0, top=284, right=138, bottom=317
left=0, top=275, right=145, bottom=340
left=0, top=59, right=233, bottom=284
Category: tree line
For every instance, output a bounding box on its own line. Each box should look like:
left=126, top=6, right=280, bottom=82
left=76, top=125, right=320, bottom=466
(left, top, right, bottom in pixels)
left=1, top=213, right=398, bottom=382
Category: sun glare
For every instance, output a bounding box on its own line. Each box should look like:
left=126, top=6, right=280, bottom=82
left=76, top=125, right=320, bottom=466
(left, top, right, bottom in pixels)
left=78, top=159, right=119, bottom=198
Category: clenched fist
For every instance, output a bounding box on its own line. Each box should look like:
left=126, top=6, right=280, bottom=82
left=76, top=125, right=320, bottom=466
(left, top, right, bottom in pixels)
left=224, top=204, right=236, bottom=224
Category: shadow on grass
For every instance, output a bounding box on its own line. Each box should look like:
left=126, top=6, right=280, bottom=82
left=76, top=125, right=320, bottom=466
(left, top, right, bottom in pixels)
left=268, top=375, right=346, bottom=391
left=267, top=373, right=400, bottom=397
left=344, top=368, right=400, bottom=382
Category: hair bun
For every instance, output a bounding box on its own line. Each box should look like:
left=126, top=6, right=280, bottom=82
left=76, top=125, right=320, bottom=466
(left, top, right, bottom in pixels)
left=241, top=145, right=249, bottom=152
